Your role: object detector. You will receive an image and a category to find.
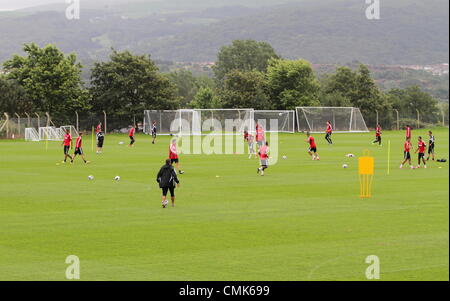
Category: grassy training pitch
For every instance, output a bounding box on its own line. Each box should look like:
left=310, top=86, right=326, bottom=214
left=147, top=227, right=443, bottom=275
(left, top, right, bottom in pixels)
left=0, top=128, right=448, bottom=281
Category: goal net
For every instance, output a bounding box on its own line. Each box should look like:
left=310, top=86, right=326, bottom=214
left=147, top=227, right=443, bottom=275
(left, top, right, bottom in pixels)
left=144, top=110, right=179, bottom=135
left=144, top=109, right=254, bottom=136
left=39, top=127, right=63, bottom=141
left=60, top=125, right=79, bottom=138
left=296, top=107, right=369, bottom=133
left=25, top=128, right=40, bottom=141
left=254, top=110, right=295, bottom=133
left=194, top=109, right=254, bottom=135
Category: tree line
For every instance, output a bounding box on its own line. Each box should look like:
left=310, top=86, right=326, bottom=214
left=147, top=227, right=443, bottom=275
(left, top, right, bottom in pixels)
left=0, top=40, right=446, bottom=128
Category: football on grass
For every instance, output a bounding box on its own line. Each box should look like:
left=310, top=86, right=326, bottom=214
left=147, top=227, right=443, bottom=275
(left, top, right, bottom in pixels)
left=342, top=164, right=348, bottom=168
left=115, top=176, right=121, bottom=181
left=88, top=175, right=94, bottom=180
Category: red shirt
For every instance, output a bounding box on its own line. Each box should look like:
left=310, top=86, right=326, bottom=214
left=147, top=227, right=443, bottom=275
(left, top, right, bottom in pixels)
left=75, top=136, right=82, bottom=149
left=406, top=127, right=411, bottom=138
left=376, top=126, right=381, bottom=137
left=244, top=132, right=249, bottom=141
left=96, top=124, right=102, bottom=133
left=404, top=141, right=411, bottom=152
left=308, top=136, right=316, bottom=148
left=326, top=123, right=332, bottom=133
left=259, top=145, right=269, bottom=159
left=169, top=143, right=178, bottom=159
left=129, top=127, right=135, bottom=137
left=256, top=128, right=264, bottom=142
left=63, top=133, right=72, bottom=146
left=418, top=141, right=426, bottom=153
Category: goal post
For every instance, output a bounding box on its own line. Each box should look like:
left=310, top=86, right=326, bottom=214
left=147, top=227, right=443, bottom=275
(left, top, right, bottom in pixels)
left=25, top=128, right=40, bottom=141
left=144, top=110, right=180, bottom=135
left=296, top=107, right=369, bottom=133
left=194, top=109, right=254, bottom=135
left=38, top=126, right=62, bottom=141
left=254, top=110, right=295, bottom=133
left=60, top=125, right=79, bottom=138
left=144, top=109, right=254, bottom=136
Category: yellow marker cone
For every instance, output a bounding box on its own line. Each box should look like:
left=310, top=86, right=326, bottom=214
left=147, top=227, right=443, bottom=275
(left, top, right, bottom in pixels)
left=358, top=150, right=374, bottom=198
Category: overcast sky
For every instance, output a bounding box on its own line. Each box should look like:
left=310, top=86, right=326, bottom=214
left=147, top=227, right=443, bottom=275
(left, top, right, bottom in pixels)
left=0, top=0, right=63, bottom=11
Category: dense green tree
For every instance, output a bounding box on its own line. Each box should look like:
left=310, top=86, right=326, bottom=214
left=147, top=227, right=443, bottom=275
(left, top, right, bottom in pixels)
left=0, top=78, right=32, bottom=114
left=90, top=50, right=179, bottom=118
left=387, top=86, right=440, bottom=124
left=3, top=43, right=88, bottom=122
left=320, top=67, right=358, bottom=101
left=353, top=64, right=392, bottom=127
left=219, top=70, right=271, bottom=109
left=266, top=58, right=320, bottom=110
left=190, top=87, right=221, bottom=109
left=213, top=40, right=279, bottom=86
left=168, top=70, right=215, bottom=108
left=320, top=65, right=392, bottom=128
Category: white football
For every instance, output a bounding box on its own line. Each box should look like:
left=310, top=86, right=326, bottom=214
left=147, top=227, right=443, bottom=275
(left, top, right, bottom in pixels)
left=282, top=155, right=287, bottom=160
left=342, top=164, right=348, bottom=168
left=278, top=113, right=283, bottom=116
left=118, top=141, right=124, bottom=145
left=114, top=176, right=121, bottom=181
left=88, top=175, right=94, bottom=180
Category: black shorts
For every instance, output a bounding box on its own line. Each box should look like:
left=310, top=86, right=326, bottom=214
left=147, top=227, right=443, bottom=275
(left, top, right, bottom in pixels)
left=152, top=131, right=157, bottom=138
left=404, top=151, right=411, bottom=160
left=171, top=158, right=179, bottom=164
left=162, top=186, right=175, bottom=197
left=74, top=148, right=83, bottom=155
left=129, top=136, right=135, bottom=141
left=64, top=145, right=70, bottom=155
left=309, top=147, right=317, bottom=153
left=428, top=144, right=434, bottom=154
left=97, top=138, right=104, bottom=148
left=418, top=153, right=425, bottom=160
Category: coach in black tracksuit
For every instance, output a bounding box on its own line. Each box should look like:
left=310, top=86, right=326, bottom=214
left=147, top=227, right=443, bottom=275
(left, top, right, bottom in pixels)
left=156, top=159, right=180, bottom=208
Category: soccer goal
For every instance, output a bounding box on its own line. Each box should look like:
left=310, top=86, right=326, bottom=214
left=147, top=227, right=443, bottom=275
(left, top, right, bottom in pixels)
left=144, top=110, right=201, bottom=135
left=194, top=109, right=254, bottom=135
left=25, top=128, right=40, bottom=141
left=296, top=107, right=369, bottom=133
left=144, top=109, right=254, bottom=136
left=254, top=110, right=295, bottom=133
left=60, top=125, right=79, bottom=138
left=38, top=127, right=63, bottom=141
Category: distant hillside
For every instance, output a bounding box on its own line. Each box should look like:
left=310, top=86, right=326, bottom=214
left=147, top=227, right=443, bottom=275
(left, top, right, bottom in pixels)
left=0, top=0, right=448, bottom=65
left=145, top=0, right=449, bottom=64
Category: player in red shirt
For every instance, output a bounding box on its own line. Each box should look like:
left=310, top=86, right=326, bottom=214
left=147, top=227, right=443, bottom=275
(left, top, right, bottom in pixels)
left=96, top=122, right=102, bottom=134
left=405, top=125, right=412, bottom=140
left=244, top=130, right=255, bottom=159
left=414, top=136, right=427, bottom=168
left=169, top=139, right=184, bottom=174
left=72, top=132, right=89, bottom=164
left=61, top=129, right=73, bottom=163
left=255, top=122, right=265, bottom=150
left=307, top=132, right=320, bottom=160
left=128, top=125, right=136, bottom=147
left=257, top=141, right=269, bottom=176
left=400, top=137, right=413, bottom=169
left=372, top=124, right=382, bottom=146
left=243, top=130, right=249, bottom=141
left=325, top=121, right=333, bottom=144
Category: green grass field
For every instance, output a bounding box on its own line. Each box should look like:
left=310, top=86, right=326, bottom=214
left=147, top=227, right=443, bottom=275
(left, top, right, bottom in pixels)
left=0, top=128, right=448, bottom=281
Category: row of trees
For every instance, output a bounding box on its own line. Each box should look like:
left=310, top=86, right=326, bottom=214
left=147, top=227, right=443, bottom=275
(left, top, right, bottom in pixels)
left=0, top=40, right=447, bottom=128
